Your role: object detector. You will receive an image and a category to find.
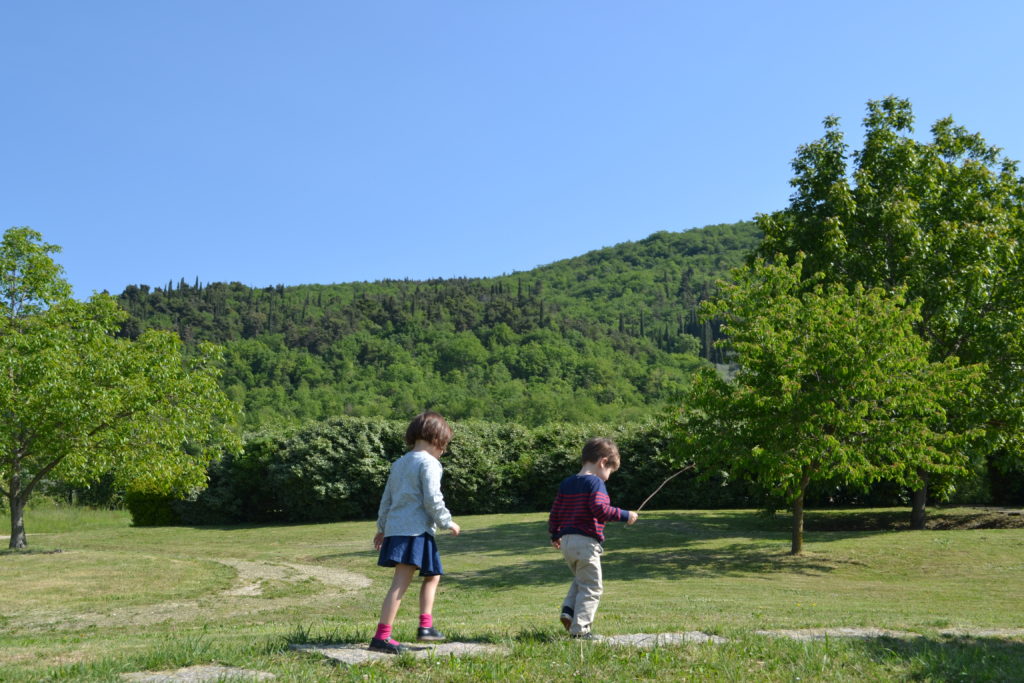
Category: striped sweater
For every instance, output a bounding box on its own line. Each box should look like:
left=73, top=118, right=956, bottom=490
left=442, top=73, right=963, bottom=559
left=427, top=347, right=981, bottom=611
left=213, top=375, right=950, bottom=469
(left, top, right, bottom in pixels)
left=548, top=473, right=629, bottom=543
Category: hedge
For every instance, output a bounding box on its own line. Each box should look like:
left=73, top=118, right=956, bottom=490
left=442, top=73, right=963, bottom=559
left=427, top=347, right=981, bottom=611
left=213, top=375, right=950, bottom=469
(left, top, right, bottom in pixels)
left=129, top=415, right=742, bottom=526
left=126, top=414, right=1015, bottom=527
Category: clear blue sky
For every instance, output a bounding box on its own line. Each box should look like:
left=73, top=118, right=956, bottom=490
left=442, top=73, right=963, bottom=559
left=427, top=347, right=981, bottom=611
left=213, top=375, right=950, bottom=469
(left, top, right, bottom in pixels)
left=3, top=1, right=1023, bottom=298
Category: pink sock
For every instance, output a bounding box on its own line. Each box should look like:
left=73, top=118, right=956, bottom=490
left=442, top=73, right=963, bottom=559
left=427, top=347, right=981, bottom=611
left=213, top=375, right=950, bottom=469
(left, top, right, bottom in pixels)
left=374, top=623, right=392, bottom=641
left=419, top=613, right=433, bottom=628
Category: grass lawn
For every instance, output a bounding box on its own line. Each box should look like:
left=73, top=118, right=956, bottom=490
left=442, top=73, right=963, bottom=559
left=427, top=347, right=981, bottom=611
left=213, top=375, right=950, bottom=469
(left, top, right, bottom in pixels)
left=1, top=504, right=1022, bottom=681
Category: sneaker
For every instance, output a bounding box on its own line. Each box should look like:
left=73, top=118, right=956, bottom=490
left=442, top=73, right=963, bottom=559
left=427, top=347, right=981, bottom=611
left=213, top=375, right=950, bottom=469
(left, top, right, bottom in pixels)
left=559, top=606, right=574, bottom=632
left=569, top=632, right=598, bottom=640
left=417, top=626, right=446, bottom=642
left=368, top=637, right=407, bottom=654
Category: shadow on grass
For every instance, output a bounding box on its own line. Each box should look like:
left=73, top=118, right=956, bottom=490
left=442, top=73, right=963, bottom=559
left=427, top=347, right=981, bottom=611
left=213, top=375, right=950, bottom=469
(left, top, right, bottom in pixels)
left=447, top=510, right=886, bottom=555
left=0, top=548, right=64, bottom=556
left=853, top=635, right=1024, bottom=682
left=448, top=538, right=845, bottom=589
left=431, top=512, right=862, bottom=589
left=316, top=511, right=881, bottom=588
left=316, top=508, right=1011, bottom=592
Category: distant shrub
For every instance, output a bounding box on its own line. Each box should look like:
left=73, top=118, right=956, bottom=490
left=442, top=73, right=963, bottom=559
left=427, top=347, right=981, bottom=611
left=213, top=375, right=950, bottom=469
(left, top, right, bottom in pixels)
left=175, top=429, right=292, bottom=525
left=125, top=492, right=180, bottom=527
left=267, top=417, right=401, bottom=522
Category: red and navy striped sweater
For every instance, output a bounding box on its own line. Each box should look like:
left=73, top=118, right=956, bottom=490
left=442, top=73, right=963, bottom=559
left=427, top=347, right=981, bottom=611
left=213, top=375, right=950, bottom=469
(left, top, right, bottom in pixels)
left=548, top=474, right=629, bottom=543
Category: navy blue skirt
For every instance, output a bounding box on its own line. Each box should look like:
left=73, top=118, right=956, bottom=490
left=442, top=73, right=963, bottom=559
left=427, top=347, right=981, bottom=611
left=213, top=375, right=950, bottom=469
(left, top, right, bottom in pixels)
left=378, top=533, right=444, bottom=576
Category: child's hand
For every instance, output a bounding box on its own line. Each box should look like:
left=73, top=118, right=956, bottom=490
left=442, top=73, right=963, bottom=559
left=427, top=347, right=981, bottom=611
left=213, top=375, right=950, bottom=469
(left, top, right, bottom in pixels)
left=373, top=532, right=385, bottom=550
left=627, top=511, right=639, bottom=525
left=449, top=522, right=461, bottom=536
left=551, top=538, right=561, bottom=549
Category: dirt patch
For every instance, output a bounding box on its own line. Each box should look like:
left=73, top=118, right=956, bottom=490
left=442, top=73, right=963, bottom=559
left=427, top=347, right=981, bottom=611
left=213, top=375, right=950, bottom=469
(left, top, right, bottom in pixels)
left=939, top=628, right=1024, bottom=639
left=17, top=558, right=371, bottom=631
left=216, top=559, right=370, bottom=597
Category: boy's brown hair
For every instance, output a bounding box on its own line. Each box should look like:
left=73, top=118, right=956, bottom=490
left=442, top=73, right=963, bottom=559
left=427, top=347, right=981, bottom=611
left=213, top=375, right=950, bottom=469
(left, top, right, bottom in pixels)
left=405, top=411, right=453, bottom=450
left=581, top=437, right=620, bottom=469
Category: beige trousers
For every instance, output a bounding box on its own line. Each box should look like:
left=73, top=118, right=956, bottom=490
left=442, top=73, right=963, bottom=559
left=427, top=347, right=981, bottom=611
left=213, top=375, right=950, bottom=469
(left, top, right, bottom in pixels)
left=559, top=534, right=604, bottom=635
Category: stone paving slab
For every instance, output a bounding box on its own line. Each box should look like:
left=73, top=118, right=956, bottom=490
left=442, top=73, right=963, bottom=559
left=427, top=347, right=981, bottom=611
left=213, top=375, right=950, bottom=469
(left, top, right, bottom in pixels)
left=597, top=632, right=727, bottom=647
left=121, top=665, right=275, bottom=681
left=292, top=641, right=509, bottom=665
left=755, top=627, right=921, bottom=640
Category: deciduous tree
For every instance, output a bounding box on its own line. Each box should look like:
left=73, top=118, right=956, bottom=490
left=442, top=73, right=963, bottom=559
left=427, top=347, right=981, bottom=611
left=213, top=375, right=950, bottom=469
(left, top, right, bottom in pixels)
left=0, top=228, right=240, bottom=548
left=676, top=255, right=982, bottom=554
left=757, top=97, right=1024, bottom=526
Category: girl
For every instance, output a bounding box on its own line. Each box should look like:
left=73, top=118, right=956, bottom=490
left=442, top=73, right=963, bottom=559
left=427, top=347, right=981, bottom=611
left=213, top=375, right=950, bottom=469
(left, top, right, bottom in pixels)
left=370, top=411, right=461, bottom=654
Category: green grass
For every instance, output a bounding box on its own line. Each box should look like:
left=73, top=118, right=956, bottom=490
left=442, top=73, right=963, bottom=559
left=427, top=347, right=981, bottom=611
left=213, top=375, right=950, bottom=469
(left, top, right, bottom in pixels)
left=1, top=505, right=1022, bottom=681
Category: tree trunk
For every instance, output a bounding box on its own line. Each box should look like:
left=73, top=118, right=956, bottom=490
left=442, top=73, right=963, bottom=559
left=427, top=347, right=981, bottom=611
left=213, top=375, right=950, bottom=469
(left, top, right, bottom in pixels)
left=791, top=491, right=805, bottom=555
left=8, top=492, right=27, bottom=549
left=910, top=471, right=930, bottom=531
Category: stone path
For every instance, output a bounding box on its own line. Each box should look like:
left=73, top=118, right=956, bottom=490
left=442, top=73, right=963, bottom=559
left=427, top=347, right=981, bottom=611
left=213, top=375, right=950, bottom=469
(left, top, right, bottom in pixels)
left=121, top=664, right=275, bottom=681
left=291, top=641, right=509, bottom=665
left=755, top=627, right=1024, bottom=640
left=756, top=627, right=921, bottom=640
left=597, top=632, right=727, bottom=647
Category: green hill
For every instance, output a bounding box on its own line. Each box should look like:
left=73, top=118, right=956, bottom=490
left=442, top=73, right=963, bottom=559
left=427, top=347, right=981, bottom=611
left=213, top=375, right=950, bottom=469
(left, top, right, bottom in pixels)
left=116, top=221, right=761, bottom=428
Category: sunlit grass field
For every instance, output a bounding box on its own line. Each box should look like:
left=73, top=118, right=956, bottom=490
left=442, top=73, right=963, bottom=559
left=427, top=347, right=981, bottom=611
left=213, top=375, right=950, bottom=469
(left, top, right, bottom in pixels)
left=1, top=504, right=1022, bottom=681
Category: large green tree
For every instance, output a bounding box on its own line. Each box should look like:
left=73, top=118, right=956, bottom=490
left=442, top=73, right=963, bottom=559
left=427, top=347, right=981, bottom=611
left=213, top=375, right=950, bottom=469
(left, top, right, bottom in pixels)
left=757, top=97, right=1024, bottom=526
left=0, top=228, right=240, bottom=548
left=676, top=255, right=982, bottom=554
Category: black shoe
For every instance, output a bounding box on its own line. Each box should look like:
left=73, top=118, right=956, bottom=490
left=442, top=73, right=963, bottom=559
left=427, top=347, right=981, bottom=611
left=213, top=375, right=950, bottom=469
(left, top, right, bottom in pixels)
left=417, top=626, right=446, bottom=642
left=368, top=637, right=407, bottom=654
left=560, top=606, right=574, bottom=632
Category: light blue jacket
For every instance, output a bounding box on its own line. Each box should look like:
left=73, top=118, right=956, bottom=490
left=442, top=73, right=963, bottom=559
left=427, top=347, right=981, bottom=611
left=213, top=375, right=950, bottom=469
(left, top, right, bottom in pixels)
left=376, top=450, right=453, bottom=537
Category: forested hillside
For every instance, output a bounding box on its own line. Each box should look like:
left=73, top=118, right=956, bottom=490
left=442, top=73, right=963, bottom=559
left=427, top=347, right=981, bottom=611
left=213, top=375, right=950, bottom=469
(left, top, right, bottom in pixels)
left=116, top=221, right=760, bottom=428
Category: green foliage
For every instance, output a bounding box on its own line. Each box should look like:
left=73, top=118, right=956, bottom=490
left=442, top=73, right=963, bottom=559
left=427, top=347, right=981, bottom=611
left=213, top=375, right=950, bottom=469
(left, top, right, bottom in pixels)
left=266, top=417, right=402, bottom=522
left=114, top=222, right=760, bottom=428
left=757, top=96, right=1024, bottom=465
left=0, top=227, right=71, bottom=319
left=124, top=492, right=180, bottom=527
left=675, top=255, right=984, bottom=552
left=0, top=227, right=242, bottom=548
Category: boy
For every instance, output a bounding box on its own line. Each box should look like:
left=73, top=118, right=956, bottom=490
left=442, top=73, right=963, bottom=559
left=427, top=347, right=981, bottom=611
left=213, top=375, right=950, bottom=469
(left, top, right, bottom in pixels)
left=548, top=437, right=638, bottom=638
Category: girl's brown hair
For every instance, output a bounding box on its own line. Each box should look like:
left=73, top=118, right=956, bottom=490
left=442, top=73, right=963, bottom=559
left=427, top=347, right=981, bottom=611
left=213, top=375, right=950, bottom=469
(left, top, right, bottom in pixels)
left=405, top=411, right=453, bottom=450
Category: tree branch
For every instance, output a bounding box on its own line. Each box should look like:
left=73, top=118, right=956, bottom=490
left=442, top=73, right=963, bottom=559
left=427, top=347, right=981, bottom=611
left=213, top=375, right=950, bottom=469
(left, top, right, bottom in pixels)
left=22, top=454, right=68, bottom=502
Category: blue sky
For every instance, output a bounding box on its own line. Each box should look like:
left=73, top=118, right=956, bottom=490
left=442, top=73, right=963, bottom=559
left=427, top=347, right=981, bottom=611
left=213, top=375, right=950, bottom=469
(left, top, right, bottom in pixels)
left=3, top=1, right=1023, bottom=298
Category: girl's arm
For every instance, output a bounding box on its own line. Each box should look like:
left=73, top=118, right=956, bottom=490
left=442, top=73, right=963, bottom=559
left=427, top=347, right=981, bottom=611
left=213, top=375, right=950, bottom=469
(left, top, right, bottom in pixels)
left=419, top=458, right=454, bottom=530
left=376, top=473, right=394, bottom=535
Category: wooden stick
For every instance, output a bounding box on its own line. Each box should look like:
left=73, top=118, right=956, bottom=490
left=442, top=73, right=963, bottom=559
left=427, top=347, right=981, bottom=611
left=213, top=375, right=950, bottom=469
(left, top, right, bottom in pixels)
left=636, top=463, right=695, bottom=512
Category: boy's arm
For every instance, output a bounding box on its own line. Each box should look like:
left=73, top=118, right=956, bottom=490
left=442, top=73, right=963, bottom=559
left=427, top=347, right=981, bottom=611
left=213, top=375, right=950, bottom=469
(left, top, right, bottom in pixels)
left=587, top=485, right=630, bottom=523
left=548, top=494, right=561, bottom=539
left=548, top=495, right=564, bottom=548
